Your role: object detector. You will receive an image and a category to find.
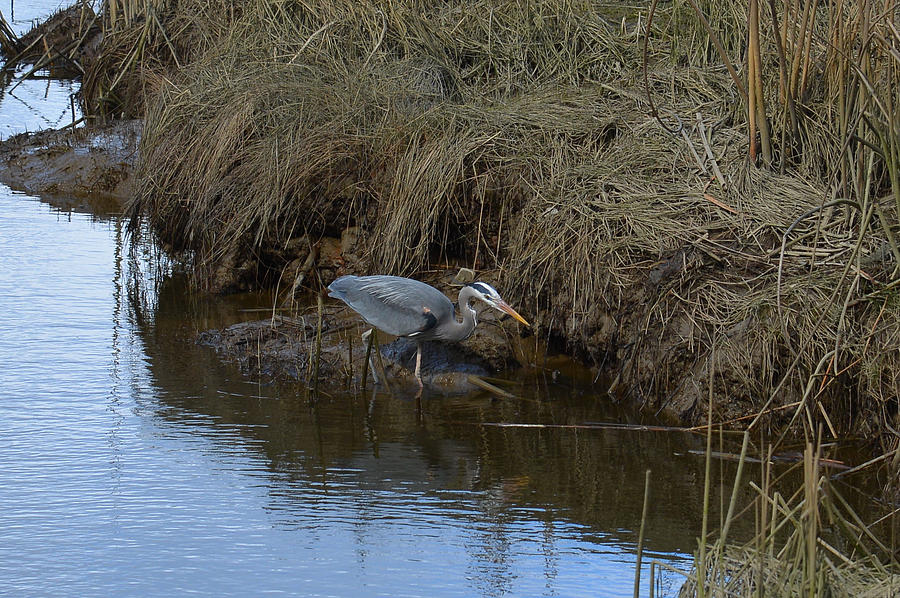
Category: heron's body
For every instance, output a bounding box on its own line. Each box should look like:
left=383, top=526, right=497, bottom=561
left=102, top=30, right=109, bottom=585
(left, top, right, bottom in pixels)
left=328, top=275, right=470, bottom=342
left=327, top=274, right=528, bottom=387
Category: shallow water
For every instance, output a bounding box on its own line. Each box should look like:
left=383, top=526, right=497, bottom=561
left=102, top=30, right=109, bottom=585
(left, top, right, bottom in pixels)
left=0, top=181, right=704, bottom=596
left=1, top=4, right=882, bottom=597
left=0, top=195, right=701, bottom=598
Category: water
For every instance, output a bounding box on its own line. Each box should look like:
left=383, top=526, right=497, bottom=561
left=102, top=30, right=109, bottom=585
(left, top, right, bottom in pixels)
left=0, top=4, right=724, bottom=596
left=1, top=1, right=81, bottom=139
left=0, top=190, right=703, bottom=597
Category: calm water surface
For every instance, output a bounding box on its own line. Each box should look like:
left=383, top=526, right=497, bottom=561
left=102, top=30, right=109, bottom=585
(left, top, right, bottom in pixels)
left=0, top=4, right=727, bottom=596
left=0, top=186, right=702, bottom=597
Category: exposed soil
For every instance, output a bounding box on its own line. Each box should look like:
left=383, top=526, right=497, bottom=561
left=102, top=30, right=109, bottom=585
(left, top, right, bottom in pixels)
left=0, top=119, right=140, bottom=203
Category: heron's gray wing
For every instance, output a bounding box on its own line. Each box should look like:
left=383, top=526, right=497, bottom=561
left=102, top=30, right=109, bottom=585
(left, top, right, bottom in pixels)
left=328, top=275, right=452, bottom=338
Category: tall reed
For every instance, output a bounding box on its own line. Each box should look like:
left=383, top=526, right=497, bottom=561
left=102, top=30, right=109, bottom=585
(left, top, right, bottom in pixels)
left=668, top=433, right=899, bottom=596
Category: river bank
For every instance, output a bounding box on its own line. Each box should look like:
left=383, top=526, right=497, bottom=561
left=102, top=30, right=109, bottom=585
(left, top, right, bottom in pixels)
left=0, top=119, right=138, bottom=203
left=4, top=1, right=900, bottom=444
left=4, top=2, right=900, bottom=595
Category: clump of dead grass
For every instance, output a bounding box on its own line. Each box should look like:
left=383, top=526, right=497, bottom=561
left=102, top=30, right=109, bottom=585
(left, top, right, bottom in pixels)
left=103, top=0, right=900, bottom=442
left=128, top=1, right=639, bottom=283
left=81, top=0, right=238, bottom=118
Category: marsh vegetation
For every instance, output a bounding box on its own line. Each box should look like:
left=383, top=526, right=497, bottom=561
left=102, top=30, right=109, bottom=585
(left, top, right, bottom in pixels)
left=5, top=0, right=900, bottom=594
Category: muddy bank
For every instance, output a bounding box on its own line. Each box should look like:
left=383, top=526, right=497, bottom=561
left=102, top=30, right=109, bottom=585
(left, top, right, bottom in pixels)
left=0, top=119, right=139, bottom=205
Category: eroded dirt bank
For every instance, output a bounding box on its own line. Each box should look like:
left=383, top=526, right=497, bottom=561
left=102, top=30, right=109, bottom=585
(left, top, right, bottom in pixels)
left=0, top=119, right=139, bottom=203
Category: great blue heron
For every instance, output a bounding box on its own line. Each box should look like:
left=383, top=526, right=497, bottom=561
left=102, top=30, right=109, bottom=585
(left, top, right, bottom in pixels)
left=327, top=274, right=529, bottom=387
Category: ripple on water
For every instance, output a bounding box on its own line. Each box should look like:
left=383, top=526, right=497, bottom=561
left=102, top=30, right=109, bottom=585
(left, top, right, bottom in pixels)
left=0, top=180, right=692, bottom=595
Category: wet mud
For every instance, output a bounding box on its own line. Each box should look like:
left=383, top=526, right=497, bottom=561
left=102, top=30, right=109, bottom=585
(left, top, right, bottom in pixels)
left=0, top=119, right=139, bottom=203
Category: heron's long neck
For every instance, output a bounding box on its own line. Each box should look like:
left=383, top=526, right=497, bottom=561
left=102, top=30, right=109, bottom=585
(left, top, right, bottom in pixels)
left=444, top=286, right=479, bottom=342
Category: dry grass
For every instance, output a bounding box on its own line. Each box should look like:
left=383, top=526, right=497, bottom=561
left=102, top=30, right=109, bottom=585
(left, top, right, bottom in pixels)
left=82, top=0, right=237, bottom=118
left=84, top=0, right=900, bottom=442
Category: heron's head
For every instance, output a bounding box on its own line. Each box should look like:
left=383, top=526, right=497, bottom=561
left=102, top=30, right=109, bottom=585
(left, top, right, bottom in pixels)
left=467, top=282, right=530, bottom=327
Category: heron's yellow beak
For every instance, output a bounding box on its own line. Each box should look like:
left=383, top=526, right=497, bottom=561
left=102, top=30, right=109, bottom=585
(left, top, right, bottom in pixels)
left=497, top=300, right=530, bottom=327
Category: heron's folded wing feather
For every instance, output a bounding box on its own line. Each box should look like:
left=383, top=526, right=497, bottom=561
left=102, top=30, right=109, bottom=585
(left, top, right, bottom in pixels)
left=346, top=278, right=444, bottom=337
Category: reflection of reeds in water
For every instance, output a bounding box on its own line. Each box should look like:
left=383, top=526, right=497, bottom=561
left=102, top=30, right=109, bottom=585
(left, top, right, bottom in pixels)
left=313, top=291, right=323, bottom=399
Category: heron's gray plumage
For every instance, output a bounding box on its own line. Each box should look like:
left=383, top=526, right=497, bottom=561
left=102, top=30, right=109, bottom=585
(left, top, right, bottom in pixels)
left=328, top=274, right=528, bottom=387
left=328, top=275, right=466, bottom=340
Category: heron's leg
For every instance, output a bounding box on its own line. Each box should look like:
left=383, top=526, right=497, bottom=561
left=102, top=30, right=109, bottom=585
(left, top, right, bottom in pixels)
left=414, top=341, right=424, bottom=389
left=361, top=328, right=380, bottom=384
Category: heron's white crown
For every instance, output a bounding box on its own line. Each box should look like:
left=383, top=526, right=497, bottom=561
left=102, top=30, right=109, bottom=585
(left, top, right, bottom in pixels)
left=468, top=281, right=503, bottom=305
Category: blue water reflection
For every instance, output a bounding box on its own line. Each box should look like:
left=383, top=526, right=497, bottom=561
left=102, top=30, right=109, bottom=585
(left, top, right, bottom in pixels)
left=0, top=3, right=693, bottom=595
left=0, top=186, right=692, bottom=598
